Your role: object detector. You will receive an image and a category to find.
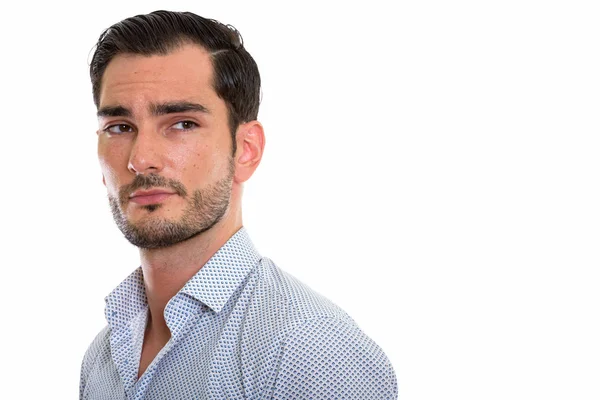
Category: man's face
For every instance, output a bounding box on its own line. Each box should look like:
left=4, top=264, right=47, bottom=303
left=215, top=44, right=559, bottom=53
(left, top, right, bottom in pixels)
left=97, top=43, right=235, bottom=249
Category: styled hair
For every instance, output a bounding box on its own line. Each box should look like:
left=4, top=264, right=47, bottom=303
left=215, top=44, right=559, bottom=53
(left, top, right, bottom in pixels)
left=89, top=10, right=261, bottom=154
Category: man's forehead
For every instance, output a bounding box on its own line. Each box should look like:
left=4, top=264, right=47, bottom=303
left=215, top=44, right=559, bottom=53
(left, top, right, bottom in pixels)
left=99, top=44, right=216, bottom=106
left=106, top=42, right=212, bottom=71
left=102, top=46, right=214, bottom=85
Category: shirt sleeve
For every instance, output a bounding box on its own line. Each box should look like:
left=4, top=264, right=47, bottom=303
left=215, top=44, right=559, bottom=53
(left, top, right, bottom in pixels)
left=270, top=317, right=398, bottom=399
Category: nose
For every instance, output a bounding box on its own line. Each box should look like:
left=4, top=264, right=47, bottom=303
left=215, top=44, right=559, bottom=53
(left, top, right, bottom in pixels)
left=127, top=128, right=164, bottom=175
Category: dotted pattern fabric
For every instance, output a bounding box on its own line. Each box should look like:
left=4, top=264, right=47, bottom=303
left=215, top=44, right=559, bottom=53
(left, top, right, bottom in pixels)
left=80, top=228, right=397, bottom=399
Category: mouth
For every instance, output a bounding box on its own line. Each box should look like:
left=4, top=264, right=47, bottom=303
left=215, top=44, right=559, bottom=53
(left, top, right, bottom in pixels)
left=128, top=189, right=176, bottom=205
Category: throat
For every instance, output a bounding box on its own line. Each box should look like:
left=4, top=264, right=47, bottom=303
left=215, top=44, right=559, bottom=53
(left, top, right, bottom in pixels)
left=138, top=319, right=171, bottom=379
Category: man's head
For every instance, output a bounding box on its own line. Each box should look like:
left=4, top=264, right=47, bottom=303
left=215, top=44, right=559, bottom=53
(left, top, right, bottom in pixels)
left=91, top=11, right=264, bottom=249
left=90, top=10, right=261, bottom=155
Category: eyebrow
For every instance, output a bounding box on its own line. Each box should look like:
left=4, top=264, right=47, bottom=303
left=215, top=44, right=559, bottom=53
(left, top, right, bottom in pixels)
left=97, top=101, right=211, bottom=118
left=150, top=101, right=210, bottom=116
left=97, top=105, right=131, bottom=118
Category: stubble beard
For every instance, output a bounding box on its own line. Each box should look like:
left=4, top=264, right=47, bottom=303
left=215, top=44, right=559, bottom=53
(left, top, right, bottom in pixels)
left=108, top=163, right=234, bottom=249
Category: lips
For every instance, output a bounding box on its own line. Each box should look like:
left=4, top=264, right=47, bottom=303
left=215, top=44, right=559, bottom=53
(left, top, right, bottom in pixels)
left=129, top=189, right=176, bottom=205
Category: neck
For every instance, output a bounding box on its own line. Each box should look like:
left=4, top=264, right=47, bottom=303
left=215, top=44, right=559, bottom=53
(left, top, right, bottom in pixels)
left=139, top=210, right=242, bottom=336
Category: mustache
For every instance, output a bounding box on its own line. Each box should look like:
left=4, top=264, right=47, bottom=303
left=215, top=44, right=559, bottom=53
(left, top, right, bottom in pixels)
left=119, top=174, right=188, bottom=205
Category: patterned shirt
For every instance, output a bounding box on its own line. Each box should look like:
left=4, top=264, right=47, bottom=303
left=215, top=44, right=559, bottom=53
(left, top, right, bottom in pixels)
left=80, top=228, right=397, bottom=399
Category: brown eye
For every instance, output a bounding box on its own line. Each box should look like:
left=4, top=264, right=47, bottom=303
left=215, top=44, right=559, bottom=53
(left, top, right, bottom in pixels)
left=172, top=121, right=199, bottom=130
left=105, top=124, right=134, bottom=134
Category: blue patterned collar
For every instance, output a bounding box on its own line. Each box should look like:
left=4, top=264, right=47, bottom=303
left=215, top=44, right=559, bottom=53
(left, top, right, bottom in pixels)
left=179, top=228, right=261, bottom=312
left=104, top=227, right=261, bottom=329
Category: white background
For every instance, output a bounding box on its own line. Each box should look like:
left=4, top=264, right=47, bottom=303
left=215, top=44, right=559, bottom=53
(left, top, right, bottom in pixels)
left=1, top=0, right=599, bottom=398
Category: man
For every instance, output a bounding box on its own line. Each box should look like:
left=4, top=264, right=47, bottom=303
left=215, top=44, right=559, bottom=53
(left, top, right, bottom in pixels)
left=80, top=10, right=397, bottom=399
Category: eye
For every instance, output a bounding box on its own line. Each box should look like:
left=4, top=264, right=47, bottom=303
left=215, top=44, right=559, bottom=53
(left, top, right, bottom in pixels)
left=104, top=124, right=134, bottom=135
left=171, top=121, right=199, bottom=131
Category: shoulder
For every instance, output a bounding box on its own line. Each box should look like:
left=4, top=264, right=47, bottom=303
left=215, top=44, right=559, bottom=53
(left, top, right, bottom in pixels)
left=254, top=257, right=354, bottom=325
left=236, top=257, right=354, bottom=362
left=272, top=316, right=397, bottom=399
left=249, top=259, right=397, bottom=399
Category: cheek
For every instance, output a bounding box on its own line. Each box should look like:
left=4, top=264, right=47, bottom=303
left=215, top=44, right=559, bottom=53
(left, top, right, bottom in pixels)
left=98, top=158, right=120, bottom=197
left=201, top=144, right=227, bottom=177
left=177, top=143, right=224, bottom=185
left=98, top=141, right=128, bottom=196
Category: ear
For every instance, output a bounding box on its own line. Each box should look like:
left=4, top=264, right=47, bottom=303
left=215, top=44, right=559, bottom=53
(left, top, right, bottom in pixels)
left=234, top=120, right=265, bottom=184
left=102, top=175, right=106, bottom=186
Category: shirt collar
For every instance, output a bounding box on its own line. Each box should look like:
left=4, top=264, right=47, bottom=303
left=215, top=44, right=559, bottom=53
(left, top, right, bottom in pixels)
left=104, top=227, right=261, bottom=329
left=179, top=227, right=261, bottom=313
left=104, top=267, right=146, bottom=331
